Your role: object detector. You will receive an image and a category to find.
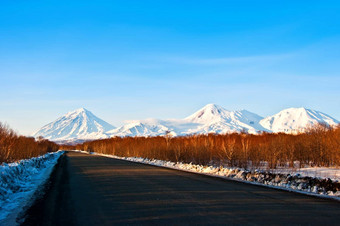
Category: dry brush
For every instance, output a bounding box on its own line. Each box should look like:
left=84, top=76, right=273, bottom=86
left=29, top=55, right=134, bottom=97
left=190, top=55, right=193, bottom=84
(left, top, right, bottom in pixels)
left=61, top=123, right=340, bottom=170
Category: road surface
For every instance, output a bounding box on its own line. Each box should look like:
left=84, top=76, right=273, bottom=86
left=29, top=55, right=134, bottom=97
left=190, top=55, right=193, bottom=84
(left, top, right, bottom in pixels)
left=22, top=152, right=340, bottom=225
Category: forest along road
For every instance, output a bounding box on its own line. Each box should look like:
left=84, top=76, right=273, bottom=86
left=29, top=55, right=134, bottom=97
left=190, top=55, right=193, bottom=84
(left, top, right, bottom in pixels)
left=22, top=152, right=340, bottom=225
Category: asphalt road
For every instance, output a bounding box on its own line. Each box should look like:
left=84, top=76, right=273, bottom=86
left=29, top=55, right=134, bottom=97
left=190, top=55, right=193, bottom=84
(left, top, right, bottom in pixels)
left=22, top=152, right=340, bottom=225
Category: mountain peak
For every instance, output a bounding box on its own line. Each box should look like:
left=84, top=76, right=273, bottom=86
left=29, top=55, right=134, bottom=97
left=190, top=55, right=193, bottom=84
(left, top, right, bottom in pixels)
left=72, top=107, right=89, bottom=114
left=77, top=107, right=88, bottom=111
left=183, top=104, right=267, bottom=134
left=185, top=104, right=228, bottom=123
left=34, top=108, right=115, bottom=141
left=201, top=103, right=226, bottom=112
left=282, top=107, right=308, bottom=112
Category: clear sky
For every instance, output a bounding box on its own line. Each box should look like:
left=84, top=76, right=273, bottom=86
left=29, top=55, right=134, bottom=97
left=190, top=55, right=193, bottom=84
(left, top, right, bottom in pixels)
left=1, top=0, right=340, bottom=135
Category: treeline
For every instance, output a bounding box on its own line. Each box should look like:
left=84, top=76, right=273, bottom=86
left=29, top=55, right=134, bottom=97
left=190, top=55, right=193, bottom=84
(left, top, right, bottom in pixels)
left=62, top=123, right=340, bottom=169
left=0, top=122, right=59, bottom=163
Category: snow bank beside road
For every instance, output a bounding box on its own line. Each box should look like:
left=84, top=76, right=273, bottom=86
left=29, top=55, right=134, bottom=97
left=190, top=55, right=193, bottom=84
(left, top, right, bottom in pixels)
left=74, top=150, right=340, bottom=201
left=270, top=167, right=340, bottom=181
left=0, top=151, right=64, bottom=224
left=117, top=157, right=340, bottom=199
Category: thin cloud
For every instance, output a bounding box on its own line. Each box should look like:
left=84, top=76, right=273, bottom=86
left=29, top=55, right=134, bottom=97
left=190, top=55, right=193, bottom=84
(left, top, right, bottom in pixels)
left=163, top=53, right=293, bottom=65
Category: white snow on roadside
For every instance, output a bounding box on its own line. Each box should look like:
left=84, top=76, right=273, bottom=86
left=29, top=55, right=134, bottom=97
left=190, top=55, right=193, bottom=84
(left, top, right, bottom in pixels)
left=0, top=151, right=64, bottom=225
left=73, top=150, right=340, bottom=201
left=270, top=167, right=340, bottom=181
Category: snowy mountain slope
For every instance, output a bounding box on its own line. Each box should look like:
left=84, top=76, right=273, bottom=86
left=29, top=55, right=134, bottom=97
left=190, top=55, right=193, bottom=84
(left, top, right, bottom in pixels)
left=260, top=107, right=339, bottom=133
left=183, top=104, right=268, bottom=134
left=107, top=119, right=174, bottom=137
left=107, top=118, right=202, bottom=137
left=33, top=108, right=115, bottom=141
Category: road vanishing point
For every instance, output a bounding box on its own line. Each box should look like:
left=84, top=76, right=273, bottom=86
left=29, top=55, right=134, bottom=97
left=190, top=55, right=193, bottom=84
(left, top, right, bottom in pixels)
left=22, top=152, right=340, bottom=225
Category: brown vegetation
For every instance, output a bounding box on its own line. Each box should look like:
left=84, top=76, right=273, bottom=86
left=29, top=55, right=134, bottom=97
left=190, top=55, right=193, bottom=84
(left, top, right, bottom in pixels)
left=0, top=122, right=59, bottom=163
left=61, top=123, right=340, bottom=170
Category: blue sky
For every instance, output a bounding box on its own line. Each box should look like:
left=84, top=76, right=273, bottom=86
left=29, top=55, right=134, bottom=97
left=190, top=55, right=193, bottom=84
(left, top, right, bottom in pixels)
left=1, top=0, right=340, bottom=135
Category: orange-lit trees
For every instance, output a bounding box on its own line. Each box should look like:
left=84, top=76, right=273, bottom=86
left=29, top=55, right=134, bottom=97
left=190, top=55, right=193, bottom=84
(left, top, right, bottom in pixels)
left=64, top=123, right=340, bottom=170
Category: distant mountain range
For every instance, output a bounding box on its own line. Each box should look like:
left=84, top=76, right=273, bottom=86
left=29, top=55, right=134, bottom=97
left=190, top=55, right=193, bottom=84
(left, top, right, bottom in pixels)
left=33, top=104, right=339, bottom=143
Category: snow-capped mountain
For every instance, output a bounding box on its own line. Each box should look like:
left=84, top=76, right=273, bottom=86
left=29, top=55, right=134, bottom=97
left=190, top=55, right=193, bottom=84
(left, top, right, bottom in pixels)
left=183, top=104, right=268, bottom=134
left=33, top=108, right=115, bottom=141
left=260, top=107, right=339, bottom=133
